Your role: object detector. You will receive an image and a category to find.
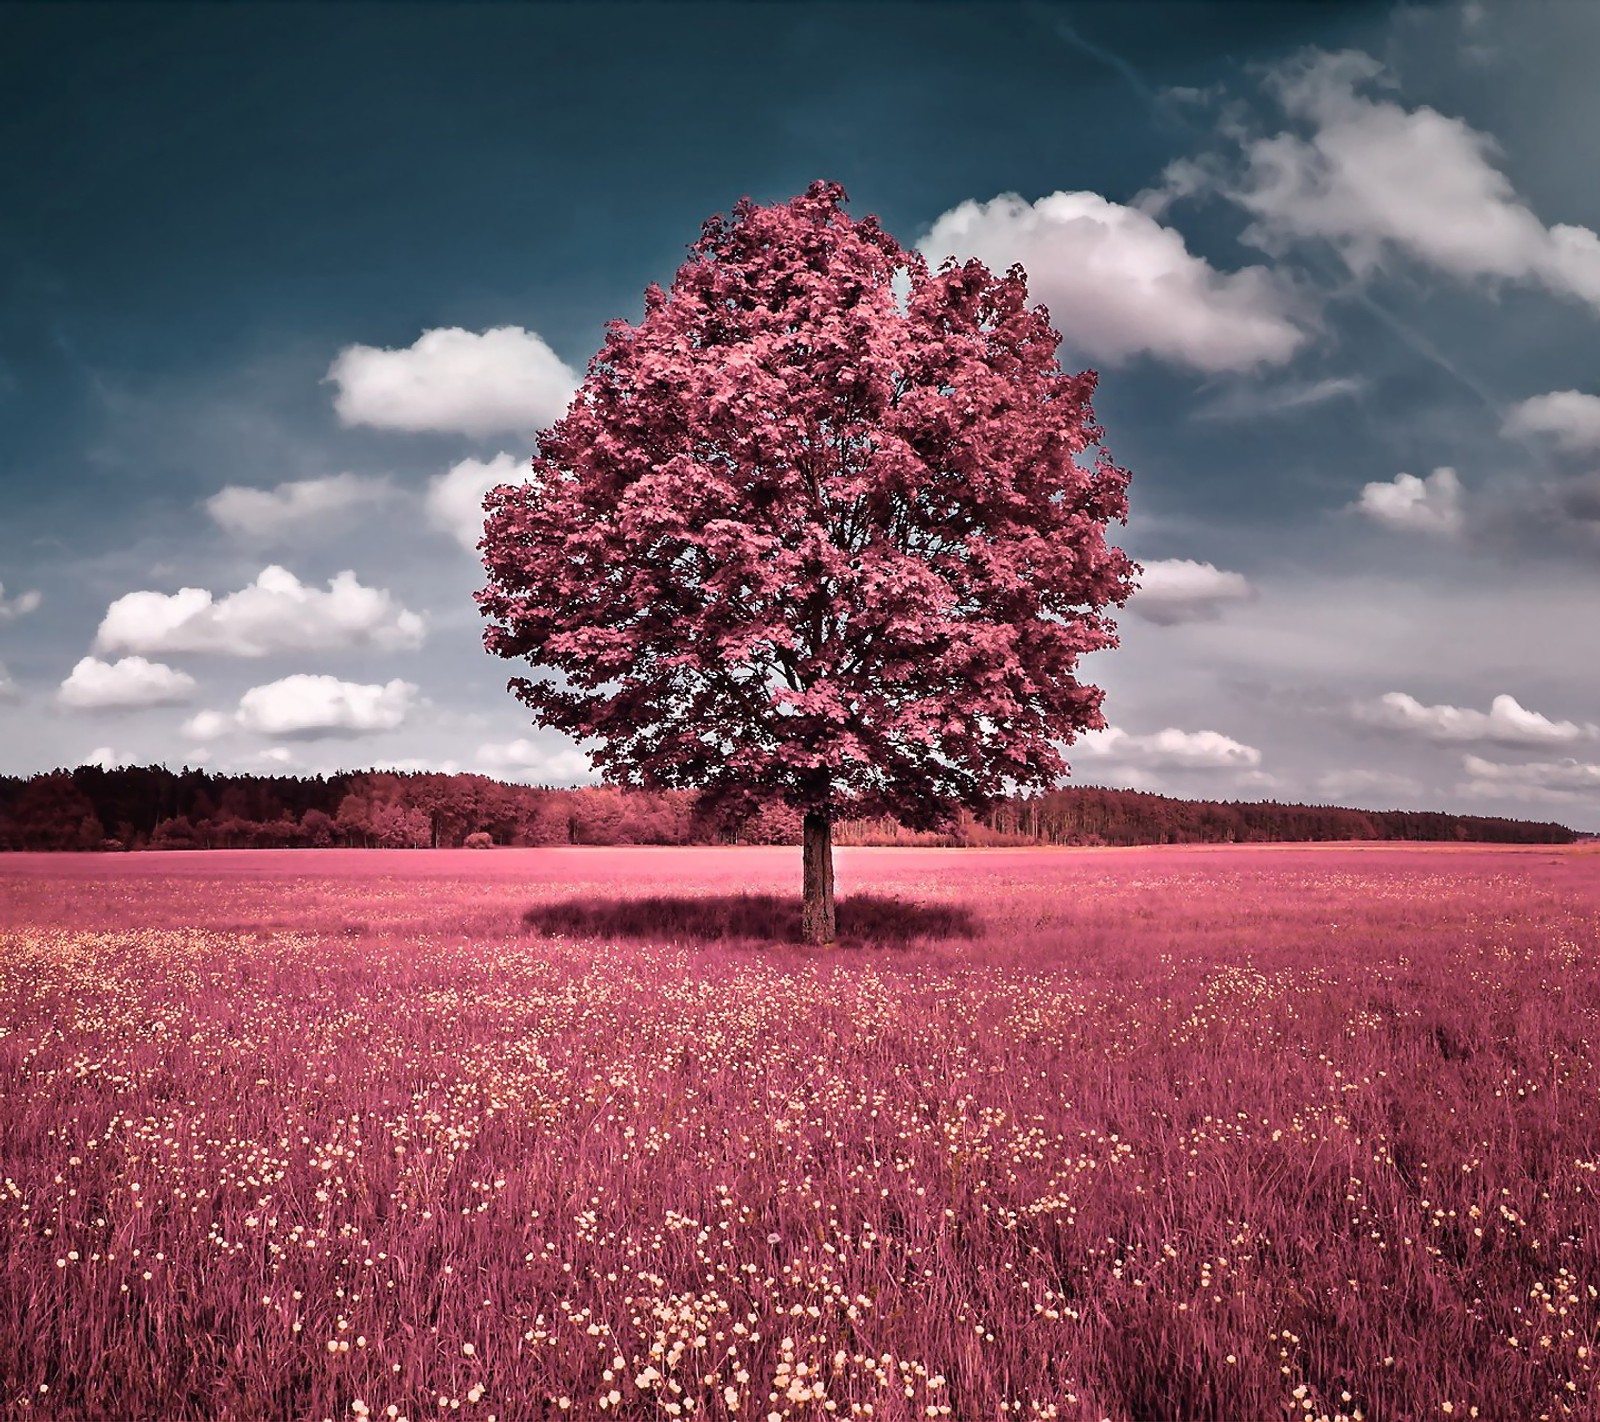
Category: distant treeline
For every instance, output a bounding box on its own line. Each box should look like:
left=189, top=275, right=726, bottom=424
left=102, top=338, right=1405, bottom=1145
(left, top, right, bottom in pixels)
left=0, top=764, right=1579, bottom=851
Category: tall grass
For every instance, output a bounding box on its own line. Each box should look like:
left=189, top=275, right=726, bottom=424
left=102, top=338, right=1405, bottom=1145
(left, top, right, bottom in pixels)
left=2, top=845, right=1598, bottom=1420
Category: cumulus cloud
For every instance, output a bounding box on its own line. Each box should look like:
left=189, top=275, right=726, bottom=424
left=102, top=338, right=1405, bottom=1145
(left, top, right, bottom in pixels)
left=327, top=326, right=579, bottom=437
left=477, top=738, right=596, bottom=784
left=1132, top=559, right=1255, bottom=625
left=428, top=452, right=533, bottom=552
left=1231, top=49, right=1600, bottom=309
left=918, top=190, right=1305, bottom=372
left=1503, top=391, right=1600, bottom=452
left=58, top=656, right=197, bottom=711
left=85, top=747, right=133, bottom=770
left=1354, top=691, right=1594, bottom=747
left=180, top=710, right=233, bottom=740
left=95, top=566, right=425, bottom=658
left=205, top=473, right=395, bottom=539
left=1353, top=467, right=1463, bottom=535
left=1459, top=753, right=1600, bottom=804
left=0, top=660, right=17, bottom=703
left=185, top=675, right=418, bottom=740
left=237, top=676, right=415, bottom=739
left=1078, top=725, right=1264, bottom=771
left=0, top=582, right=41, bottom=620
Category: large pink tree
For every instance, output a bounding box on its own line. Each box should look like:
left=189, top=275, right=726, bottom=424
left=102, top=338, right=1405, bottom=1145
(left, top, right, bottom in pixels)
left=478, top=181, right=1135, bottom=943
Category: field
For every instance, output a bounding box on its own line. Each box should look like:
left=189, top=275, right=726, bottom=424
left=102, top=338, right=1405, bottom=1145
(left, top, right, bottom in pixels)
left=3, top=844, right=1600, bottom=1422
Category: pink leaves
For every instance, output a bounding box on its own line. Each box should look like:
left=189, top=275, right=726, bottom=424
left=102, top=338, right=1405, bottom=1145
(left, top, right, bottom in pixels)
left=478, top=182, right=1135, bottom=822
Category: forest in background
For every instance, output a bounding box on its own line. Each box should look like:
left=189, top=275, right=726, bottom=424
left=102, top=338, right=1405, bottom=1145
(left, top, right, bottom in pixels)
left=0, top=764, right=1579, bottom=851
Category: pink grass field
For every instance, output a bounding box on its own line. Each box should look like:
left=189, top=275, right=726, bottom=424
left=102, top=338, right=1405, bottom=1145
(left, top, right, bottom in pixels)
left=3, top=844, right=1600, bottom=1422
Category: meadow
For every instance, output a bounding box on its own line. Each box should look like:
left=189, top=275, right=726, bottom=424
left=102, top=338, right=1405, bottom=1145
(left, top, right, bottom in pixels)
left=2, top=843, right=1599, bottom=1422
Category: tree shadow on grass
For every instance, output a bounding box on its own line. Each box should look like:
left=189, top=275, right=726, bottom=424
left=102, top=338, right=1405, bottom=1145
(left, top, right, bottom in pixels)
left=522, top=892, right=983, bottom=948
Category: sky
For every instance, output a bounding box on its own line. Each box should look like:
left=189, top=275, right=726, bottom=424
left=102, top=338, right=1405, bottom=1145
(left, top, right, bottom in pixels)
left=3, top=0, right=1599, bottom=828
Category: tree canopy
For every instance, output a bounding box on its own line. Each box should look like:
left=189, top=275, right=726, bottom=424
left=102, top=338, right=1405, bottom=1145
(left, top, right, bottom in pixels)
left=479, top=181, right=1135, bottom=827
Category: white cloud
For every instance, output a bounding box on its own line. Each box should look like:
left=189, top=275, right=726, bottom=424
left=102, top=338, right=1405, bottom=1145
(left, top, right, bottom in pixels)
left=1353, top=467, right=1463, bottom=535
left=327, top=326, right=579, bottom=437
left=1233, top=50, right=1600, bottom=309
left=181, top=677, right=417, bottom=740
left=233, top=675, right=418, bottom=739
left=477, top=737, right=596, bottom=784
left=95, top=566, right=425, bottom=658
left=85, top=746, right=133, bottom=770
left=1072, top=763, right=1166, bottom=793
left=1503, top=391, right=1600, bottom=452
left=1314, top=767, right=1424, bottom=802
left=205, top=473, right=395, bottom=539
left=428, top=452, right=534, bottom=552
left=1460, top=753, right=1600, bottom=804
left=181, top=710, right=233, bottom=740
left=917, top=190, right=1305, bottom=372
left=1355, top=691, right=1594, bottom=747
left=58, top=656, right=198, bottom=711
left=1079, top=725, right=1264, bottom=771
left=0, top=659, right=17, bottom=703
left=1132, top=558, right=1255, bottom=625
left=0, top=582, right=41, bottom=620
left=364, top=756, right=463, bottom=775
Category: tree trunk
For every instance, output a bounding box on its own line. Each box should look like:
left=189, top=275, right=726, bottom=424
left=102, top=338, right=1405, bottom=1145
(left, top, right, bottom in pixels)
left=801, top=811, right=836, bottom=945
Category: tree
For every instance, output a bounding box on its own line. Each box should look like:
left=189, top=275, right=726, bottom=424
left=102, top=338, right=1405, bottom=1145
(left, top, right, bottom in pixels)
left=477, top=181, right=1135, bottom=943
left=301, top=807, right=337, bottom=848
left=5, top=772, right=102, bottom=850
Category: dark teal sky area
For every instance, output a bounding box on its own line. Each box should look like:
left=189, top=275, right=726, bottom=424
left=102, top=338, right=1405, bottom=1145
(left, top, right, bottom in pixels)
left=2, top=1, right=1599, bottom=826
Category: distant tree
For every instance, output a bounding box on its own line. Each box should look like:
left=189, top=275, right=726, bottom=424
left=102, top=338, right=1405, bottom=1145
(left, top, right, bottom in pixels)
left=4, top=762, right=1574, bottom=856
left=149, top=814, right=203, bottom=850
left=463, top=831, right=495, bottom=849
left=478, top=181, right=1136, bottom=942
left=368, top=799, right=430, bottom=849
left=5, top=772, right=101, bottom=850
left=335, top=789, right=376, bottom=848
left=513, top=791, right=572, bottom=846
left=567, top=786, right=627, bottom=846
left=735, top=799, right=804, bottom=846
left=300, top=807, right=336, bottom=848
left=249, top=815, right=299, bottom=850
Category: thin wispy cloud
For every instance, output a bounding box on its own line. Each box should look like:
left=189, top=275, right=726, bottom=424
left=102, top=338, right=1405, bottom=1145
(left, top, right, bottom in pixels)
left=206, top=473, right=396, bottom=540
left=0, top=583, right=42, bottom=621
left=1193, top=375, right=1363, bottom=421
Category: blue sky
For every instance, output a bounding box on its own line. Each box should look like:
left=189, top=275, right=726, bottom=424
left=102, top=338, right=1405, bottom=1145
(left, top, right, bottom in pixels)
left=3, top=0, right=1599, bottom=826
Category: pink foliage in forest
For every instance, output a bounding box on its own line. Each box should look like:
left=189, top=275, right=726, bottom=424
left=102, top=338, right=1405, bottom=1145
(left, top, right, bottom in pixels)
left=477, top=182, right=1135, bottom=831
left=5, top=845, right=1600, bottom=1420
